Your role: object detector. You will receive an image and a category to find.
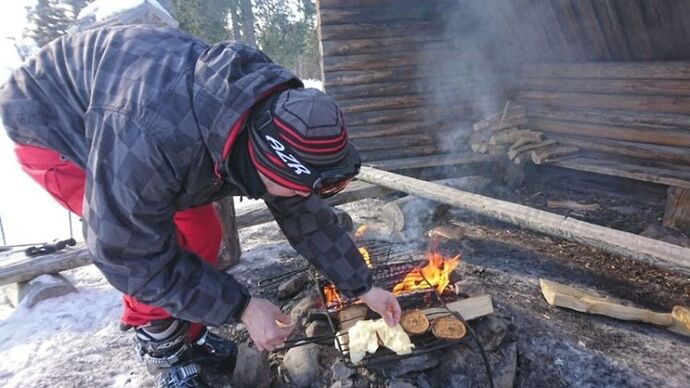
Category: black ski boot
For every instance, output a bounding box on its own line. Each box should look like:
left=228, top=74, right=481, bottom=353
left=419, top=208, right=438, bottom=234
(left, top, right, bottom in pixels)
left=189, top=327, right=238, bottom=374
left=134, top=320, right=239, bottom=387
left=135, top=320, right=209, bottom=388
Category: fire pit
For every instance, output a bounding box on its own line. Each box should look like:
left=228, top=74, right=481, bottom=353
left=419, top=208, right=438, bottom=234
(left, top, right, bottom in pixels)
left=260, top=229, right=494, bottom=386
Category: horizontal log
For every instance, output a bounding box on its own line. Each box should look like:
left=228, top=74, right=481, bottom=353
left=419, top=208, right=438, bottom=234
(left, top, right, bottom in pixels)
left=529, top=119, right=690, bottom=148
left=344, top=105, right=469, bottom=127
left=323, top=50, right=476, bottom=73
left=339, top=94, right=430, bottom=114
left=348, top=121, right=469, bottom=139
left=489, top=129, right=541, bottom=145
left=320, top=21, right=443, bottom=41
left=518, top=91, right=690, bottom=115
left=319, top=3, right=439, bottom=25
left=357, top=166, right=690, bottom=276
left=525, top=106, right=690, bottom=130
left=551, top=155, right=690, bottom=190
left=553, top=136, right=690, bottom=165
left=360, top=144, right=443, bottom=162
left=322, top=36, right=444, bottom=57
left=0, top=245, right=92, bottom=286
left=365, top=152, right=498, bottom=171
left=530, top=145, right=579, bottom=165
left=351, top=134, right=437, bottom=151
left=520, top=77, right=690, bottom=97
left=327, top=79, right=468, bottom=100
left=338, top=91, right=475, bottom=114
left=325, top=66, right=420, bottom=87
left=521, top=62, right=690, bottom=80
left=507, top=139, right=557, bottom=160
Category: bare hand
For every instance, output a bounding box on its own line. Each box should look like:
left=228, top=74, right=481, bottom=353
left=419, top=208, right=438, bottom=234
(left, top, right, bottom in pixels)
left=359, top=287, right=402, bottom=327
left=240, top=297, right=293, bottom=351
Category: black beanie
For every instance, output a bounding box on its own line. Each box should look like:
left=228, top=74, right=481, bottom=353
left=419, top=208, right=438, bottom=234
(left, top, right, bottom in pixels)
left=247, top=88, right=360, bottom=192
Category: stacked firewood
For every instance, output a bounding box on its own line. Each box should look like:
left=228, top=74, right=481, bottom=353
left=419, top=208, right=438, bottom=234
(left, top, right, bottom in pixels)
left=470, top=103, right=579, bottom=164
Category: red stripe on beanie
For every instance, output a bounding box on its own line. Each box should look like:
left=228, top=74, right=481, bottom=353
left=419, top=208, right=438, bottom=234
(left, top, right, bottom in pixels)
left=279, top=132, right=348, bottom=154
left=273, top=117, right=348, bottom=145
left=264, top=151, right=285, bottom=168
left=247, top=140, right=311, bottom=192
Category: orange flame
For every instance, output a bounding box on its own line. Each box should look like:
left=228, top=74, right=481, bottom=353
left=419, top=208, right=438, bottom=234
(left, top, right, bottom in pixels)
left=359, top=247, right=373, bottom=268
left=392, top=250, right=460, bottom=295
left=323, top=284, right=342, bottom=306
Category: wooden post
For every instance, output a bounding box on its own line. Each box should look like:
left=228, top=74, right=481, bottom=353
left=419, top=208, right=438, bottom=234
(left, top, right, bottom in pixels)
left=663, top=187, right=690, bottom=233
left=214, top=197, right=241, bottom=270
left=357, top=166, right=690, bottom=276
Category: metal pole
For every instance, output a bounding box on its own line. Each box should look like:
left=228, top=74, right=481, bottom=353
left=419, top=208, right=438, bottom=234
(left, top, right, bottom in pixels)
left=68, top=211, right=74, bottom=240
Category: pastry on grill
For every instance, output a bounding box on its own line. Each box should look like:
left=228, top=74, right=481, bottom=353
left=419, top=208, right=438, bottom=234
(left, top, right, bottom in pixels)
left=431, top=315, right=467, bottom=340
left=399, top=310, right=430, bottom=334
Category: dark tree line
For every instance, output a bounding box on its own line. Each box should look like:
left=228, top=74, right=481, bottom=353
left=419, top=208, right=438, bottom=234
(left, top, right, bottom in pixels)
left=24, top=0, right=321, bottom=80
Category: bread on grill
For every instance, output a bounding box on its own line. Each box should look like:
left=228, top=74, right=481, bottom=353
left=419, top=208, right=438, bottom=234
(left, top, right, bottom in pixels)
left=399, top=310, right=430, bottom=334
left=431, top=315, right=467, bottom=340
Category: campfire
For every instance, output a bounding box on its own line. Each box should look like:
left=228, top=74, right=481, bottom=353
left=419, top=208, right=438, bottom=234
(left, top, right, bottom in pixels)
left=323, top=240, right=461, bottom=308
left=310, top=226, right=490, bottom=367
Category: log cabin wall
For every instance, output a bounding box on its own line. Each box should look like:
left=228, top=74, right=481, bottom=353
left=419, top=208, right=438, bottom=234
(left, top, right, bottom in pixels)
left=317, top=1, right=690, bottom=201
left=317, top=0, right=514, bottom=165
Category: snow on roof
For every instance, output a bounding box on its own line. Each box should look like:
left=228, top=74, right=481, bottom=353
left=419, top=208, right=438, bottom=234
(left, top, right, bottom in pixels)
left=77, top=0, right=173, bottom=22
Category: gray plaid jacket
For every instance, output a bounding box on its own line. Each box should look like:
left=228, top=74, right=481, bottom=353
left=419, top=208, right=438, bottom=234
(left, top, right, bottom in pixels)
left=0, top=26, right=371, bottom=326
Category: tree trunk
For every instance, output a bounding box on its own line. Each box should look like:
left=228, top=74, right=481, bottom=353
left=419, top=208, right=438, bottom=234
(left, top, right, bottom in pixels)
left=238, top=0, right=256, bottom=46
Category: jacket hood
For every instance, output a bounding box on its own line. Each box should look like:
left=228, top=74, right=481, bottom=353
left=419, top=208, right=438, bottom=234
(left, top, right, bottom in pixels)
left=191, top=42, right=301, bottom=166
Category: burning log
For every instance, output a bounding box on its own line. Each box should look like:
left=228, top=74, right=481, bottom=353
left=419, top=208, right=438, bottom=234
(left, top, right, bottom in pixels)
left=381, top=176, right=490, bottom=236
left=357, top=166, right=690, bottom=276
left=540, top=279, right=690, bottom=337
left=530, top=145, right=579, bottom=165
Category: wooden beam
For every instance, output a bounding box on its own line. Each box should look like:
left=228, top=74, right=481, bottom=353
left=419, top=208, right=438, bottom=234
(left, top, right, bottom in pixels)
left=518, top=90, right=690, bottom=115
left=521, top=62, right=690, bottom=80
left=322, top=36, right=443, bottom=57
left=348, top=121, right=464, bottom=140
left=0, top=245, right=92, bottom=286
left=360, top=145, right=443, bottom=162
left=540, top=279, right=690, bottom=336
left=553, top=136, right=690, bottom=165
left=525, top=106, right=690, bottom=130
left=356, top=166, right=690, bottom=276
left=551, top=155, right=690, bottom=190
left=320, top=21, right=442, bottom=41
left=520, top=77, right=690, bottom=96
left=529, top=118, right=690, bottom=148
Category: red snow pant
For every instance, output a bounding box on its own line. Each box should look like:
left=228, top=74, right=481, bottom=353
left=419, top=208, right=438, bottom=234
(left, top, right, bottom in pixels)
left=14, top=144, right=222, bottom=337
